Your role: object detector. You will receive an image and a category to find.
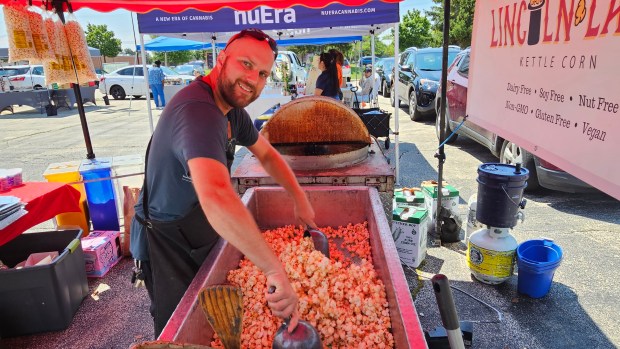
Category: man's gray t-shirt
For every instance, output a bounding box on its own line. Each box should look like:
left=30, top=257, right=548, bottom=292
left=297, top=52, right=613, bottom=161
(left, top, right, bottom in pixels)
left=130, top=78, right=259, bottom=260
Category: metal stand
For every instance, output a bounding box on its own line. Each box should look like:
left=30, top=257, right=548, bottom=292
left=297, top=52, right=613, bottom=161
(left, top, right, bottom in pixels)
left=435, top=0, right=451, bottom=244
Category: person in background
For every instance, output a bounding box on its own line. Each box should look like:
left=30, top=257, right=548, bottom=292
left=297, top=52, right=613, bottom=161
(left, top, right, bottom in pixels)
left=359, top=67, right=373, bottom=97
left=329, top=48, right=345, bottom=88
left=314, top=51, right=341, bottom=100
left=131, top=28, right=316, bottom=337
left=148, top=60, right=166, bottom=110
left=358, top=67, right=380, bottom=104
left=329, top=49, right=345, bottom=100
left=193, top=69, right=202, bottom=78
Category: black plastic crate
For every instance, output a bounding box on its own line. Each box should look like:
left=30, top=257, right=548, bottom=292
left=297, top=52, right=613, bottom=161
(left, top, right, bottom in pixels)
left=352, top=107, right=391, bottom=138
left=0, top=229, right=88, bottom=337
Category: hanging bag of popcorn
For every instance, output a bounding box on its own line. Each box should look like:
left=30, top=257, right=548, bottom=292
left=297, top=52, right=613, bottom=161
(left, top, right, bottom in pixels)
left=65, top=13, right=97, bottom=84
left=27, top=6, right=55, bottom=63
left=3, top=3, right=36, bottom=63
left=44, top=12, right=73, bottom=86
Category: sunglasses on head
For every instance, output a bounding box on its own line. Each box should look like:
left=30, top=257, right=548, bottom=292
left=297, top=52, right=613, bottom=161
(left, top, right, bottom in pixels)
left=226, top=28, right=278, bottom=59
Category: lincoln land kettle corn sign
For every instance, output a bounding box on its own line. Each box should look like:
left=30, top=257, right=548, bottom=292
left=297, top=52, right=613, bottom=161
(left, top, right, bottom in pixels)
left=468, top=0, right=619, bottom=199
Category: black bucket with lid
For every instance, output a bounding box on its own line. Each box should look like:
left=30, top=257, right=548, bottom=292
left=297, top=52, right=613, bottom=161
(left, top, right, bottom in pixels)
left=476, top=163, right=529, bottom=228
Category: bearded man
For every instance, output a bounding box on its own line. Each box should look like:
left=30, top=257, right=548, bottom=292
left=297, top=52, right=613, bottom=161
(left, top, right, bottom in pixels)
left=130, top=29, right=314, bottom=337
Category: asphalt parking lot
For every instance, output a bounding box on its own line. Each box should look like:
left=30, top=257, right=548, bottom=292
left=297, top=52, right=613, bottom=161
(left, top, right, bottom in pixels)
left=1, top=91, right=619, bottom=348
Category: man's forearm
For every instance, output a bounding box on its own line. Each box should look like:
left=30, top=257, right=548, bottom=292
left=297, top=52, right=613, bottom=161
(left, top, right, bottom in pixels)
left=200, top=189, right=285, bottom=275
left=260, top=148, right=306, bottom=201
left=189, top=158, right=285, bottom=275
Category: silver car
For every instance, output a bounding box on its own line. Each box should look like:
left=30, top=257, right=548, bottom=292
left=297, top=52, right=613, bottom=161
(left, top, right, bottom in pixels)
left=435, top=49, right=594, bottom=193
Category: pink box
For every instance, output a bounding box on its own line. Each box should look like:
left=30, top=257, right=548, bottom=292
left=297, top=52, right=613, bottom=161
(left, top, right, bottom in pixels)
left=81, top=230, right=122, bottom=278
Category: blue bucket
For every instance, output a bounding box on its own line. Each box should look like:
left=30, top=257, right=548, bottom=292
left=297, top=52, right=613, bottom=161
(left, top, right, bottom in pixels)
left=517, top=239, right=563, bottom=298
left=476, top=163, right=529, bottom=227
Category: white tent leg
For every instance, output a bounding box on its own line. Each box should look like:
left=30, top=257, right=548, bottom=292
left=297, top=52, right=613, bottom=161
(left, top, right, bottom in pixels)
left=394, top=23, right=400, bottom=186
left=140, top=34, right=154, bottom=134
left=211, top=33, right=217, bottom=69
left=359, top=40, right=362, bottom=81
left=371, top=31, right=376, bottom=106
left=164, top=52, right=168, bottom=67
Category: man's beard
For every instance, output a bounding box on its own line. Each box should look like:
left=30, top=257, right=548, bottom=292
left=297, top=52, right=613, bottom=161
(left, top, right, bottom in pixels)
left=217, top=60, right=259, bottom=109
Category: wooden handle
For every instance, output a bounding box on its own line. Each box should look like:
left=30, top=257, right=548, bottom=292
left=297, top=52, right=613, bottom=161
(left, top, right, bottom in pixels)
left=199, top=286, right=244, bottom=349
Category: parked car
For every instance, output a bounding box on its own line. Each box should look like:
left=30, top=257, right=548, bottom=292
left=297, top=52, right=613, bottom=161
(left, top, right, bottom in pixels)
left=435, top=48, right=593, bottom=193
left=94, top=68, right=107, bottom=87
left=342, top=59, right=351, bottom=82
left=359, top=56, right=373, bottom=67
left=275, top=51, right=306, bottom=83
left=392, top=47, right=459, bottom=121
left=99, top=65, right=194, bottom=100
left=175, top=64, right=204, bottom=76
left=0, top=65, right=46, bottom=91
left=375, top=57, right=394, bottom=97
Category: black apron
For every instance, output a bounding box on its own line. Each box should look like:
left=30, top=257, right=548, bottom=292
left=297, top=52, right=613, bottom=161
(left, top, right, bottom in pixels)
left=136, top=130, right=235, bottom=336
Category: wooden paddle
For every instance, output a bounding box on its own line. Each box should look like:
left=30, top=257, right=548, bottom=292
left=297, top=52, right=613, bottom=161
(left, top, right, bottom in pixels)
left=199, top=285, right=244, bottom=349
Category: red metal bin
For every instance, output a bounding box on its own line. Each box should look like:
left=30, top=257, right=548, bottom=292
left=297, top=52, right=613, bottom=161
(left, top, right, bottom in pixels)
left=158, top=186, right=427, bottom=348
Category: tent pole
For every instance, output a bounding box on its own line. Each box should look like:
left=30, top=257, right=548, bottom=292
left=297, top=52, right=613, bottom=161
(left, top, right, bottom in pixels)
left=436, top=0, right=451, bottom=243
left=164, top=52, right=168, bottom=67
left=211, top=33, right=217, bottom=69
left=140, top=34, right=154, bottom=134
left=53, top=0, right=95, bottom=159
left=394, top=23, right=400, bottom=187
left=371, top=30, right=376, bottom=104
left=359, top=40, right=362, bottom=81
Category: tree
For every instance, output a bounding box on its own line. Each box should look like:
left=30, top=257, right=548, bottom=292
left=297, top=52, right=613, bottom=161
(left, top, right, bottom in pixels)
left=360, top=36, right=393, bottom=58
left=426, top=0, right=476, bottom=48
left=398, top=10, right=432, bottom=49
left=123, top=48, right=135, bottom=55
left=85, top=24, right=122, bottom=62
left=192, top=50, right=207, bottom=61
left=286, top=43, right=354, bottom=65
left=151, top=51, right=193, bottom=66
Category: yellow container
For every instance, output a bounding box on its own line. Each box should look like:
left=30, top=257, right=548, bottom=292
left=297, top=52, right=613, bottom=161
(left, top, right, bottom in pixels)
left=43, top=161, right=90, bottom=236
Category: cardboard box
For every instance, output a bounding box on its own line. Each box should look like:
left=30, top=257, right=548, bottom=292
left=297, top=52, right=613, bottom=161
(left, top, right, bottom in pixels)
left=81, top=230, right=122, bottom=278
left=394, top=188, right=425, bottom=209
left=392, top=207, right=429, bottom=268
left=421, top=181, right=460, bottom=231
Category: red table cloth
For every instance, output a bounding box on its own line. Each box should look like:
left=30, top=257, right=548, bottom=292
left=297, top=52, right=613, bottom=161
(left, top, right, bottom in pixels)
left=0, top=182, right=81, bottom=246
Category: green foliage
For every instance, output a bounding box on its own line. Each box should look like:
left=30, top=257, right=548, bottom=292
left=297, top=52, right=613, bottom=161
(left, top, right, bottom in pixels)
left=286, top=43, right=354, bottom=64
left=359, top=37, right=393, bottom=58
left=151, top=51, right=193, bottom=66
left=398, top=9, right=433, bottom=49
left=85, top=24, right=122, bottom=59
left=192, top=50, right=207, bottom=61
left=426, top=0, right=476, bottom=48
left=123, top=48, right=135, bottom=55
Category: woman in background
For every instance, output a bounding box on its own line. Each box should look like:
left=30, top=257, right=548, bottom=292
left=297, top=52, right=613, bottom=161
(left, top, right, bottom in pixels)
left=329, top=49, right=345, bottom=88
left=314, top=51, right=341, bottom=100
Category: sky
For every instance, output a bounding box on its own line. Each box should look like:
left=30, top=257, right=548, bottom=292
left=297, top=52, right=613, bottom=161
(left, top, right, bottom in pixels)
left=0, top=0, right=434, bottom=50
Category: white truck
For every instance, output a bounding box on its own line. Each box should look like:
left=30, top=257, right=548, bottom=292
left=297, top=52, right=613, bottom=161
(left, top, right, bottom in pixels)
left=273, top=50, right=306, bottom=83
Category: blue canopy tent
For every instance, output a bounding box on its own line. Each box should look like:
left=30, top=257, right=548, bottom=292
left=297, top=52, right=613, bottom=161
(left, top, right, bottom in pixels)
left=276, top=36, right=362, bottom=47
left=136, top=35, right=364, bottom=51
left=135, top=36, right=211, bottom=51
left=135, top=0, right=403, bottom=184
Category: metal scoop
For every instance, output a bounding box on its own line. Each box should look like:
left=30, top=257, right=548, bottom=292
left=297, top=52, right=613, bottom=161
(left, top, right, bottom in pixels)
left=268, top=286, right=323, bottom=349
left=304, top=227, right=330, bottom=258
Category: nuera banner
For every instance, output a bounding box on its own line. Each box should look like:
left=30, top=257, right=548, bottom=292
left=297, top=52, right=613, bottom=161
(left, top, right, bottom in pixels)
left=469, top=0, right=619, bottom=199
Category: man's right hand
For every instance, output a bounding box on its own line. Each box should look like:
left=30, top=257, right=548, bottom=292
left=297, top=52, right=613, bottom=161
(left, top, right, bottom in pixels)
left=264, top=271, right=300, bottom=332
